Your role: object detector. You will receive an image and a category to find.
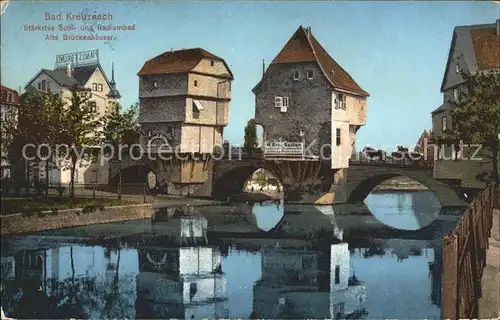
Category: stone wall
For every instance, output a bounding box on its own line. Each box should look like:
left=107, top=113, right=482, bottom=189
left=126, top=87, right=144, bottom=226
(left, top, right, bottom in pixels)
left=254, top=62, right=332, bottom=156
left=0, top=204, right=154, bottom=235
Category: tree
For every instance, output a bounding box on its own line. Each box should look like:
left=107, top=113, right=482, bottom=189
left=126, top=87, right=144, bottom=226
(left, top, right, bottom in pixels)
left=3, top=89, right=66, bottom=197
left=103, top=102, right=140, bottom=199
left=62, top=87, right=102, bottom=197
left=243, top=119, right=257, bottom=154
left=450, top=71, right=500, bottom=187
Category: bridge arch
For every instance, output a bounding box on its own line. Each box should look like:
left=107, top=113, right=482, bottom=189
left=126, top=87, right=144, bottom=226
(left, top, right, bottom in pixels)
left=212, top=162, right=283, bottom=201
left=346, top=165, right=466, bottom=207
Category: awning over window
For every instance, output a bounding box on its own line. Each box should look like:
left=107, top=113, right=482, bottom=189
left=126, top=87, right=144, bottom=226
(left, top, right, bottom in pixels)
left=193, top=100, right=204, bottom=110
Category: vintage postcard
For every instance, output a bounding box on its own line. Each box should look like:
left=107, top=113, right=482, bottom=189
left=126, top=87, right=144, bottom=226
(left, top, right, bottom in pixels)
left=1, top=1, right=499, bottom=319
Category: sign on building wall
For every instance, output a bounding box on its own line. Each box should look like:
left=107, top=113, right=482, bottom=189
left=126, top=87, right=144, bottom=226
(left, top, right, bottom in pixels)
left=54, top=49, right=99, bottom=69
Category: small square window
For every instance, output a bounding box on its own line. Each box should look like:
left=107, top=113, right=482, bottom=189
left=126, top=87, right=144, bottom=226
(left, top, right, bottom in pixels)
left=307, top=70, right=314, bottom=79
left=293, top=70, right=300, bottom=80
left=89, top=101, right=97, bottom=113
left=275, top=96, right=283, bottom=108
left=210, top=60, right=215, bottom=67
left=194, top=80, right=198, bottom=87
left=192, top=101, right=200, bottom=119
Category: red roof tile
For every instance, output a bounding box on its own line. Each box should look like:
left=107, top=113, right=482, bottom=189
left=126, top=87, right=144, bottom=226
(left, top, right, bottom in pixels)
left=0, top=85, right=20, bottom=105
left=268, top=26, right=369, bottom=97
left=471, top=27, right=500, bottom=70
left=137, top=47, right=233, bottom=78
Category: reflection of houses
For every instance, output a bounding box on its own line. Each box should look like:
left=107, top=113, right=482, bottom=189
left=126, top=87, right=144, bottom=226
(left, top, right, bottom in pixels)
left=1, top=246, right=137, bottom=319
left=252, top=243, right=366, bottom=319
left=136, top=216, right=228, bottom=319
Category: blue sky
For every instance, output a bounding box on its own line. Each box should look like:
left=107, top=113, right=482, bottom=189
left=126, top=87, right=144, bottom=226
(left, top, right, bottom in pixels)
left=1, top=1, right=499, bottom=149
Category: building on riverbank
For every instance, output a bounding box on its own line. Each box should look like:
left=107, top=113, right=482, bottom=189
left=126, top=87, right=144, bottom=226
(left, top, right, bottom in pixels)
left=137, top=48, right=234, bottom=195
left=431, top=20, right=500, bottom=190
left=20, top=49, right=121, bottom=186
left=0, top=84, right=20, bottom=179
left=253, top=26, right=369, bottom=169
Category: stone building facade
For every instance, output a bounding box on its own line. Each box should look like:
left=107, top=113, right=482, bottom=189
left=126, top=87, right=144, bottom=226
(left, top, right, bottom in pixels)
left=431, top=20, right=500, bottom=189
left=253, top=26, right=369, bottom=169
left=137, top=48, right=233, bottom=194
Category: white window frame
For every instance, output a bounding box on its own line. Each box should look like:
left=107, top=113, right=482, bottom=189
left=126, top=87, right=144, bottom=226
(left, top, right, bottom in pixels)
left=89, top=101, right=97, bottom=113
left=283, top=96, right=289, bottom=108
left=455, top=63, right=460, bottom=74
left=92, top=83, right=98, bottom=91
left=99, top=84, right=103, bottom=92
left=275, top=96, right=283, bottom=108
left=293, top=70, right=300, bottom=80
left=453, top=88, right=459, bottom=102
left=442, top=116, right=447, bottom=132
left=334, top=93, right=346, bottom=110
left=307, top=70, right=314, bottom=80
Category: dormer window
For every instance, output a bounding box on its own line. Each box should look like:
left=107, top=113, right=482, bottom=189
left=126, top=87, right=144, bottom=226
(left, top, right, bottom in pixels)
left=293, top=70, right=300, bottom=80
left=307, top=70, right=314, bottom=80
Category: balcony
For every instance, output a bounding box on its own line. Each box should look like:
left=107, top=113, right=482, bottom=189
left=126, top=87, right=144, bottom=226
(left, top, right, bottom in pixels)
left=264, top=140, right=304, bottom=158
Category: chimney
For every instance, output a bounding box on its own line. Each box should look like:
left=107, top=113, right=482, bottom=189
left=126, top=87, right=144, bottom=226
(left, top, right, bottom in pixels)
left=497, top=19, right=500, bottom=36
left=66, top=64, right=72, bottom=77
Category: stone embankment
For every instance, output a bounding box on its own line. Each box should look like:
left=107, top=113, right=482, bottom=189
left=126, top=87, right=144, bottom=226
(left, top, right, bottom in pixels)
left=0, top=204, right=154, bottom=235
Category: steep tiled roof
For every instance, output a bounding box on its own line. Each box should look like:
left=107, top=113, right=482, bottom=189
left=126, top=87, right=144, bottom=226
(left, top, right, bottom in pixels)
left=71, top=64, right=99, bottom=86
left=260, top=26, right=369, bottom=97
left=44, top=69, right=82, bottom=88
left=138, top=47, right=234, bottom=78
left=0, top=85, right=20, bottom=105
left=431, top=103, right=451, bottom=115
left=470, top=27, right=500, bottom=70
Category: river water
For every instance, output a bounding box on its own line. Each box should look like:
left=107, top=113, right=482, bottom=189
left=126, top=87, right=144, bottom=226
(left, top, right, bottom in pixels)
left=0, top=191, right=462, bottom=319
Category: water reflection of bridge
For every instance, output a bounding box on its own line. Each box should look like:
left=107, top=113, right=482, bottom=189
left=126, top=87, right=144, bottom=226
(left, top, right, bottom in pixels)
left=1, top=206, right=445, bottom=319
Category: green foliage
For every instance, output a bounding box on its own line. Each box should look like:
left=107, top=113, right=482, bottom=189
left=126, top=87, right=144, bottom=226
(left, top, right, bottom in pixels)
left=243, top=119, right=258, bottom=153
left=450, top=71, right=500, bottom=185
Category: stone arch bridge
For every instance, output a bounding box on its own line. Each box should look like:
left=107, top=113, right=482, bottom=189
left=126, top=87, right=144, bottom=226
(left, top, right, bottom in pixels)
left=110, top=156, right=467, bottom=207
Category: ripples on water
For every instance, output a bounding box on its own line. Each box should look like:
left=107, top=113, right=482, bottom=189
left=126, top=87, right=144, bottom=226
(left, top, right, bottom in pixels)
left=0, top=192, right=461, bottom=319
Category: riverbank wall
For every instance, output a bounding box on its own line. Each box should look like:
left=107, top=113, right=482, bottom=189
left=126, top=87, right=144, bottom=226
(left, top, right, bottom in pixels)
left=0, top=204, right=154, bottom=236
